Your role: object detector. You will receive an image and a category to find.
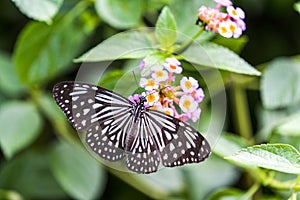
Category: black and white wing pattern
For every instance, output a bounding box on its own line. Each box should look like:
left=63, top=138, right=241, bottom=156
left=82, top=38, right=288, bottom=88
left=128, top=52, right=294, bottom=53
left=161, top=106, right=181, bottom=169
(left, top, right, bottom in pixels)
left=53, top=81, right=211, bottom=174
left=53, top=81, right=132, bottom=162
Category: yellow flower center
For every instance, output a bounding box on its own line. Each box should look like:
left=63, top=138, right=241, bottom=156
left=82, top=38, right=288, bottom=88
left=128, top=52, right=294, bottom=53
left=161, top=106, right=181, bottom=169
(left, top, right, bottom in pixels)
left=232, top=10, right=237, bottom=16
left=146, top=80, right=155, bottom=87
left=229, top=24, right=236, bottom=32
left=220, top=26, right=228, bottom=34
left=156, top=71, right=164, bottom=77
left=183, top=99, right=191, bottom=109
left=185, top=80, right=192, bottom=89
left=147, top=94, right=156, bottom=103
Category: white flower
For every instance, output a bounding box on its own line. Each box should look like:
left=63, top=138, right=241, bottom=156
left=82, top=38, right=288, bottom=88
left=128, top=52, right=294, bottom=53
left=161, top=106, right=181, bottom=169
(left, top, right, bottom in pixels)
left=145, top=92, right=160, bottom=106
left=140, top=78, right=158, bottom=91
left=227, top=6, right=245, bottom=20
left=180, top=77, right=199, bottom=93
left=151, top=66, right=168, bottom=82
left=179, top=95, right=198, bottom=113
left=163, top=58, right=182, bottom=74
left=163, top=107, right=174, bottom=116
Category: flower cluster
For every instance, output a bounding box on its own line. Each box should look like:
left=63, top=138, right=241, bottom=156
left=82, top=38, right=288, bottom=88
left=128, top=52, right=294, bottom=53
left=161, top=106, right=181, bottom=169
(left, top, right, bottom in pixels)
left=196, top=0, right=246, bottom=38
left=129, top=58, right=205, bottom=123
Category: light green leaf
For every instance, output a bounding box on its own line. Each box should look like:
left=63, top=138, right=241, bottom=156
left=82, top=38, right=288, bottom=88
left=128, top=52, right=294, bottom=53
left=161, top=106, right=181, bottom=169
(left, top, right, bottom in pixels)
left=155, top=6, right=177, bottom=49
left=50, top=141, right=106, bottom=200
left=181, top=42, right=261, bottom=76
left=75, top=31, right=153, bottom=62
left=0, top=51, right=26, bottom=96
left=141, top=52, right=167, bottom=76
left=208, top=188, right=244, bottom=200
left=0, top=101, right=42, bottom=159
left=261, top=58, right=300, bottom=109
left=294, top=2, right=300, bottom=14
left=226, top=144, right=300, bottom=174
left=13, top=2, right=93, bottom=85
left=213, top=132, right=249, bottom=158
left=95, top=0, right=143, bottom=29
left=11, top=0, right=63, bottom=23
left=275, top=112, right=300, bottom=136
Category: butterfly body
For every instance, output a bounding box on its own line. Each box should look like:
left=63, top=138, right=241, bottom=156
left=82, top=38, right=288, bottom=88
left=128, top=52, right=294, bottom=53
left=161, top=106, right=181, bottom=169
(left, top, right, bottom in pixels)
left=53, top=81, right=211, bottom=174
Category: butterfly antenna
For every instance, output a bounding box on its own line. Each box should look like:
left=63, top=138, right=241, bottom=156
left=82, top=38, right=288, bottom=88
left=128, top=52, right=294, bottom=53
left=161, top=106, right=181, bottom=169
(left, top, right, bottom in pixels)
left=132, top=71, right=139, bottom=88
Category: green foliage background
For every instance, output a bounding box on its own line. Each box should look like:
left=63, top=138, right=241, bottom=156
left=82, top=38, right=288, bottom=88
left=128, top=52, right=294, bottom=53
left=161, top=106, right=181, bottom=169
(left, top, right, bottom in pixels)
left=0, top=0, right=300, bottom=199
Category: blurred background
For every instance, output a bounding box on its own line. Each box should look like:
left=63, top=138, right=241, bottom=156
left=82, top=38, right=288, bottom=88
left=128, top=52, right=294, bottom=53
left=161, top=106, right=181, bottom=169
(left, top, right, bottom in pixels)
left=1, top=0, right=300, bottom=199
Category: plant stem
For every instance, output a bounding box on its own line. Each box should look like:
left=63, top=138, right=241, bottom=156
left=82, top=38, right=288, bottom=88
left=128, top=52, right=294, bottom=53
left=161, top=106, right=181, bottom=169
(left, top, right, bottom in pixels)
left=231, top=83, right=253, bottom=142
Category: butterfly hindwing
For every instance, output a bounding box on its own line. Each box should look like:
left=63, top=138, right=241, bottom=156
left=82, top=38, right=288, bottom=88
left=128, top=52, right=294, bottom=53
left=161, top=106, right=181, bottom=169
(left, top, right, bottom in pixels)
left=145, top=109, right=211, bottom=167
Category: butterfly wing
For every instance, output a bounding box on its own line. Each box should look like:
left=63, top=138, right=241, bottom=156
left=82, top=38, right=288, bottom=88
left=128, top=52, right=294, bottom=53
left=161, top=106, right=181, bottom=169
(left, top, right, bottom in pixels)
left=145, top=109, right=211, bottom=167
left=125, top=116, right=160, bottom=174
left=53, top=81, right=134, bottom=161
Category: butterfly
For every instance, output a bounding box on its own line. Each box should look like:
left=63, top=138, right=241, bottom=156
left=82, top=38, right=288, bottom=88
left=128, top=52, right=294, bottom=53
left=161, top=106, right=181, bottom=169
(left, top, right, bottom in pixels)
left=53, top=81, right=211, bottom=174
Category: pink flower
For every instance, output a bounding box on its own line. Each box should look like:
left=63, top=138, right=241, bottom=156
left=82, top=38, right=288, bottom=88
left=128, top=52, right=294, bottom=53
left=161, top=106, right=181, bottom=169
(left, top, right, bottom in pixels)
left=214, top=0, right=232, bottom=7
left=151, top=66, right=168, bottom=82
left=163, top=57, right=182, bottom=74
left=192, top=88, right=205, bottom=103
left=180, top=77, right=199, bottom=93
left=227, top=6, right=245, bottom=20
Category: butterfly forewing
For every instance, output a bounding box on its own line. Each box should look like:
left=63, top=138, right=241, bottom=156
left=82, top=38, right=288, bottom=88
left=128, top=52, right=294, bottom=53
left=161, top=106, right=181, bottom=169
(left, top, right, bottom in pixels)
left=53, top=81, right=133, bottom=161
left=53, top=81, right=211, bottom=174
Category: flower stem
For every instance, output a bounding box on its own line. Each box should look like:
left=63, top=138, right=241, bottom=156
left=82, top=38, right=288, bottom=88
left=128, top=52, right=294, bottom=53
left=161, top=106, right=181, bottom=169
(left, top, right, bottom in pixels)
left=174, top=29, right=204, bottom=54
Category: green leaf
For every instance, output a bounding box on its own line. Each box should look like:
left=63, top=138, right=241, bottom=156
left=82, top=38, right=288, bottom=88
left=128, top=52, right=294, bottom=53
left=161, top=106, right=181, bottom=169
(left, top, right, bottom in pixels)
left=11, top=0, right=63, bottom=24
left=261, top=58, right=300, bottom=109
left=155, top=6, right=177, bottom=49
left=226, top=144, right=300, bottom=174
left=75, top=31, right=153, bottom=62
left=208, top=188, right=244, bottom=200
left=294, top=2, right=300, bottom=14
left=0, top=148, right=67, bottom=199
left=0, top=51, right=26, bottom=96
left=181, top=42, right=261, bottom=76
left=98, top=70, right=125, bottom=90
left=183, top=154, right=240, bottom=200
left=0, top=101, right=42, bottom=159
left=95, top=0, right=143, bottom=29
left=13, top=2, right=93, bottom=85
left=50, top=141, right=106, bottom=200
left=213, top=132, right=249, bottom=158
left=275, top=112, right=300, bottom=136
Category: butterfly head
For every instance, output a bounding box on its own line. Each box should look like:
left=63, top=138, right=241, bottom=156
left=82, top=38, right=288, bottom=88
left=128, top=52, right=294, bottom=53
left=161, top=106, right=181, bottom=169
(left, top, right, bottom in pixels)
left=139, top=96, right=147, bottom=104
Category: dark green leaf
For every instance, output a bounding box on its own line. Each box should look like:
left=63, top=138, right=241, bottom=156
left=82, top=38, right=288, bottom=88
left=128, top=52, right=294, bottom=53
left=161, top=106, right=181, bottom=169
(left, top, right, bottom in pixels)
left=95, top=0, right=143, bottom=29
left=0, top=51, right=26, bottom=96
left=226, top=144, right=300, bottom=174
left=50, top=141, right=106, bottom=200
left=75, top=31, right=154, bottom=62
left=261, top=58, right=300, bottom=109
left=0, top=149, right=67, bottom=199
left=14, top=2, right=93, bottom=85
left=181, top=42, right=261, bottom=76
left=155, top=6, right=177, bottom=49
left=11, top=0, right=63, bottom=23
left=0, top=101, right=42, bottom=159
